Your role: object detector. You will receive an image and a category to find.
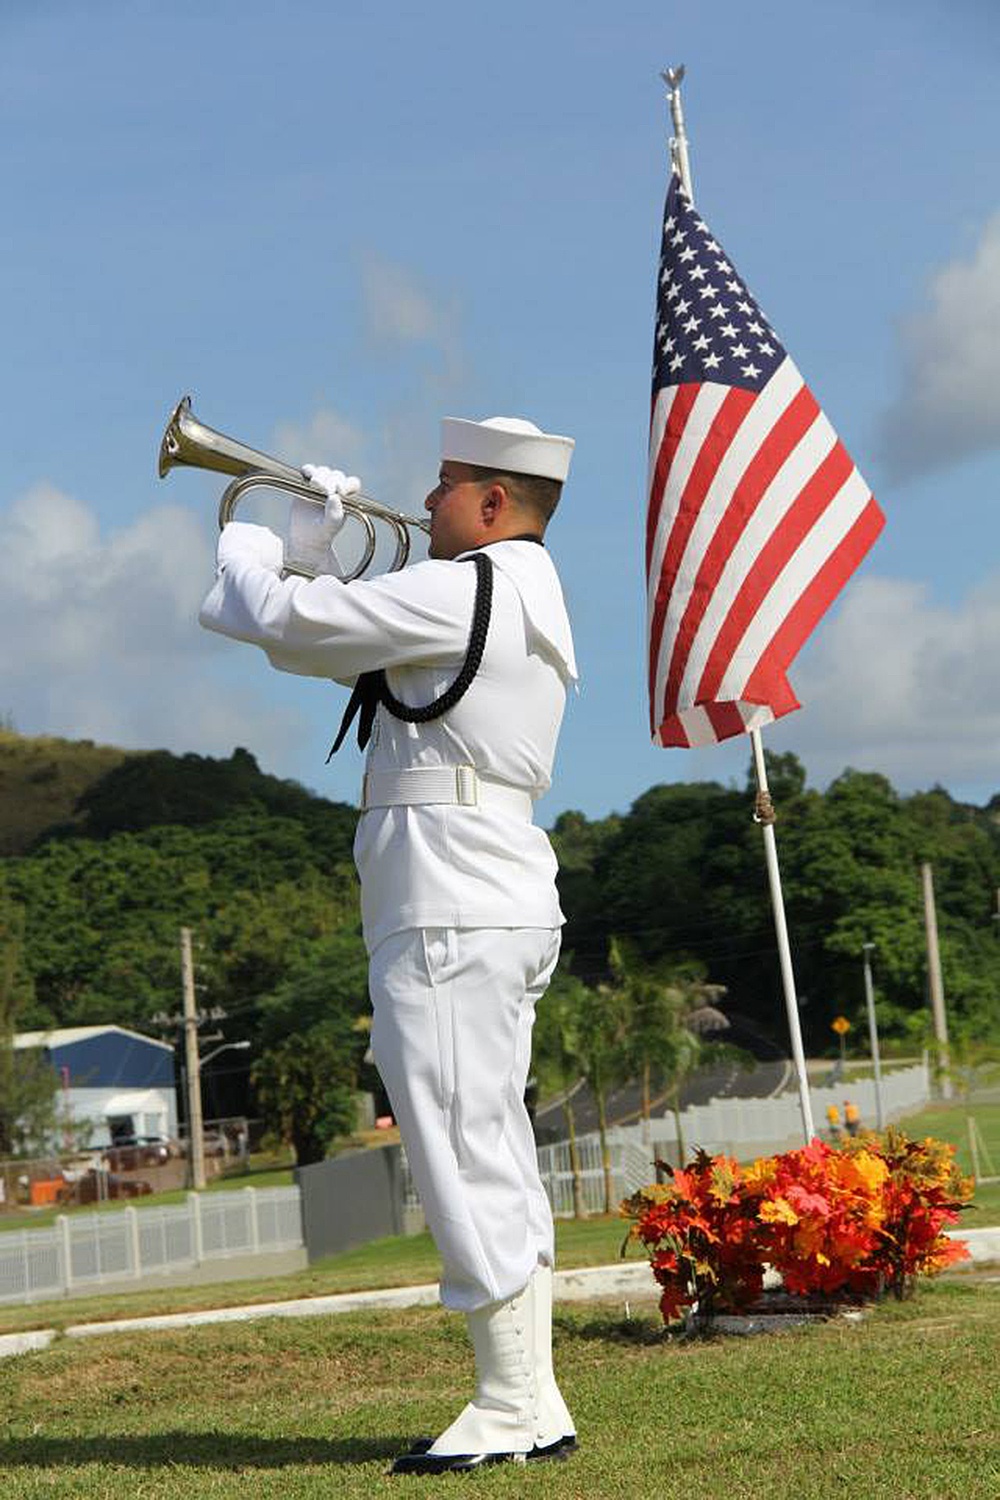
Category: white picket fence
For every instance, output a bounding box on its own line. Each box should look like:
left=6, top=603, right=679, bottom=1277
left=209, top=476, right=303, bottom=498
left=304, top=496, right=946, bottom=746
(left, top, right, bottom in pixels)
left=536, top=1133, right=654, bottom=1217
left=0, top=1186, right=303, bottom=1304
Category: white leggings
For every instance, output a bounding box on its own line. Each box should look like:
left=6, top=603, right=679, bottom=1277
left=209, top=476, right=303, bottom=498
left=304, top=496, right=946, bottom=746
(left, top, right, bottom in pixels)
left=369, top=926, right=561, bottom=1311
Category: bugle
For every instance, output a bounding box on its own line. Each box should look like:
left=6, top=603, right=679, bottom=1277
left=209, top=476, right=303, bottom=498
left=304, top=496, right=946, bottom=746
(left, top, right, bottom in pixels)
left=158, top=395, right=430, bottom=580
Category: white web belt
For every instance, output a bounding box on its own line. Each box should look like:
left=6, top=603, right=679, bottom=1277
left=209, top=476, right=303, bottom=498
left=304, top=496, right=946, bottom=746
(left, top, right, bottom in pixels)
left=360, top=765, right=534, bottom=821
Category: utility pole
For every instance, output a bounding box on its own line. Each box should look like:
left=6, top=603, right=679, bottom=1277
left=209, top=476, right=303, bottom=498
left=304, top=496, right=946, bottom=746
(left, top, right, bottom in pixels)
left=920, top=863, right=952, bottom=1100
left=180, top=927, right=206, bottom=1190
left=862, top=943, right=885, bottom=1131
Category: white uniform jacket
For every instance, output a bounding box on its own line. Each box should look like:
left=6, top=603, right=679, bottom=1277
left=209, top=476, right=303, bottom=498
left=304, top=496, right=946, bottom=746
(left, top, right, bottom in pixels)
left=199, top=525, right=578, bottom=951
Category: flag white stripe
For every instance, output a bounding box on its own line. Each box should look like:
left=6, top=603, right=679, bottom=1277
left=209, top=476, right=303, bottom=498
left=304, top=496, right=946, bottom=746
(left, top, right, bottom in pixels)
left=676, top=407, right=839, bottom=707
left=718, top=466, right=873, bottom=700
left=739, top=702, right=775, bottom=735
left=678, top=705, right=714, bottom=745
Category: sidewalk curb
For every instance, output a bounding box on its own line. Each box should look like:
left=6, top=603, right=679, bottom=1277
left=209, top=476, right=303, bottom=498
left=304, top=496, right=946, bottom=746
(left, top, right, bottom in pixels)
left=0, top=1329, right=57, bottom=1359
left=2, top=1227, right=997, bottom=1360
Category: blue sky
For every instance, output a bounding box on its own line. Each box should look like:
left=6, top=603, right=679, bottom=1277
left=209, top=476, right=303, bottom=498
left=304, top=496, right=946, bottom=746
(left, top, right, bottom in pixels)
left=2, top=0, right=998, bottom=822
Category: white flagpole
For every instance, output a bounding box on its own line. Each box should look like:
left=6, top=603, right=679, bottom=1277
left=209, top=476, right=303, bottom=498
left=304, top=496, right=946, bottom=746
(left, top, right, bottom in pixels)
left=749, top=730, right=815, bottom=1141
left=660, top=66, right=815, bottom=1143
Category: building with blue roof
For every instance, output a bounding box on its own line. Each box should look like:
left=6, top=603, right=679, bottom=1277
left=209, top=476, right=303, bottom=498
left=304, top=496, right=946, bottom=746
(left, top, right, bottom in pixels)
left=13, top=1026, right=177, bottom=1147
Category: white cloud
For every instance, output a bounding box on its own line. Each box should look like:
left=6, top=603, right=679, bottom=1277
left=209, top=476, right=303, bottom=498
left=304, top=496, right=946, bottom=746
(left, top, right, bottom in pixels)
left=270, top=408, right=367, bottom=472
left=263, top=255, right=468, bottom=516
left=0, top=481, right=307, bottom=760
left=768, top=571, right=1000, bottom=792
left=361, top=254, right=456, bottom=346
left=879, top=211, right=1000, bottom=479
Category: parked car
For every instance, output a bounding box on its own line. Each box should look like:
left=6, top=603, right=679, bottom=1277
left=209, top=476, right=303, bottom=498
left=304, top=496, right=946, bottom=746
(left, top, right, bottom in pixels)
left=178, top=1131, right=229, bottom=1158
left=76, top=1169, right=154, bottom=1204
left=202, top=1130, right=229, bottom=1158
left=104, top=1136, right=177, bottom=1170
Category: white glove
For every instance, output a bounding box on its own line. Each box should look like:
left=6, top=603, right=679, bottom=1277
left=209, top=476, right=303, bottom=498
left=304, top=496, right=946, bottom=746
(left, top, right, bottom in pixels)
left=217, top=521, right=284, bottom=573
left=288, top=466, right=363, bottom=578
left=300, top=465, right=362, bottom=535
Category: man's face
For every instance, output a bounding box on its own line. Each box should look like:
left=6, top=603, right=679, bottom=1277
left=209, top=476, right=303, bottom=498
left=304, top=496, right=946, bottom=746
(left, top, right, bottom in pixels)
left=424, top=461, right=491, bottom=560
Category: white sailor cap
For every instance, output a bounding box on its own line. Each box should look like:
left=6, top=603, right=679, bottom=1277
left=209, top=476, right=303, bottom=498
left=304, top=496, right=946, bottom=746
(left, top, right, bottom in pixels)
left=441, top=415, right=574, bottom=483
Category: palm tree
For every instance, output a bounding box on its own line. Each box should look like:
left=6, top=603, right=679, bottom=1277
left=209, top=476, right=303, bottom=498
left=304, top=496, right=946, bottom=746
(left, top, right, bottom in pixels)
left=533, top=967, right=590, bottom=1218
left=608, top=937, right=730, bottom=1164
left=576, top=979, right=630, bottom=1213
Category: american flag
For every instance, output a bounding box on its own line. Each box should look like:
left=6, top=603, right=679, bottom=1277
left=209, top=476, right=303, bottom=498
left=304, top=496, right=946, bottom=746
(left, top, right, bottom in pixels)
left=647, top=173, right=885, bottom=747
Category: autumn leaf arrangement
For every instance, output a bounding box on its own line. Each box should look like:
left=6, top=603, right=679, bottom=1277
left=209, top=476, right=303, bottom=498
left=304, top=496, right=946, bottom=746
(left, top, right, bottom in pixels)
left=621, top=1128, right=973, bottom=1328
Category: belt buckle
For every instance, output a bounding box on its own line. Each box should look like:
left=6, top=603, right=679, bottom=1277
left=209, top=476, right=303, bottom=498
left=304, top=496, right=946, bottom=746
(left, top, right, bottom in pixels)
left=455, top=766, right=478, bottom=807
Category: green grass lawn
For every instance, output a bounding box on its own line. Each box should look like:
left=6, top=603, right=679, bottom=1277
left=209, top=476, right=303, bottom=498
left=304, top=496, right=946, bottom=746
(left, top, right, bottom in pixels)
left=1, top=1276, right=997, bottom=1498
left=895, top=1100, right=1000, bottom=1226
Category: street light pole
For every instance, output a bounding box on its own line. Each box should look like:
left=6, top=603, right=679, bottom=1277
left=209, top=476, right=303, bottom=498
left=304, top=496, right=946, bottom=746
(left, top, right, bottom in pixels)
left=200, top=1041, right=251, bottom=1069
left=862, top=942, right=885, bottom=1131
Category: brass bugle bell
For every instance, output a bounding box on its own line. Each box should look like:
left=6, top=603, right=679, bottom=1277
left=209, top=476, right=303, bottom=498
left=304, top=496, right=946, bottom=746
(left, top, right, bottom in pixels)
left=159, top=395, right=430, bottom=581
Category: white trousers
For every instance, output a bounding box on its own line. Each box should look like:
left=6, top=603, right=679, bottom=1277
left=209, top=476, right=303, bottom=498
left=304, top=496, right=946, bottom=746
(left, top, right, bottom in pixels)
left=369, top=926, right=561, bottom=1312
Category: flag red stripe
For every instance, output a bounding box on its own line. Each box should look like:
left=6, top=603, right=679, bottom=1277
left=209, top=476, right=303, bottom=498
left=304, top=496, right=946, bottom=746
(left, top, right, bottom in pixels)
left=658, top=384, right=818, bottom=727
left=705, top=702, right=747, bottom=741
left=696, top=435, right=853, bottom=705
left=655, top=715, right=693, bottom=747
left=741, top=496, right=886, bottom=707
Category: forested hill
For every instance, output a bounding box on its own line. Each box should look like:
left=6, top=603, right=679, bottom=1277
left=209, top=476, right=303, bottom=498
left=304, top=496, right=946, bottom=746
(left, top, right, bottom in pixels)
left=0, top=732, right=361, bottom=1046
left=0, top=730, right=130, bottom=855
left=0, top=730, right=355, bottom=854
left=1, top=731, right=999, bottom=1061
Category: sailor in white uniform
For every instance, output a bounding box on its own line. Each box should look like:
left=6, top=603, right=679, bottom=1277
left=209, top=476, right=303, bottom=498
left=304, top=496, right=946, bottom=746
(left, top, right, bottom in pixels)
left=199, top=414, right=578, bottom=1474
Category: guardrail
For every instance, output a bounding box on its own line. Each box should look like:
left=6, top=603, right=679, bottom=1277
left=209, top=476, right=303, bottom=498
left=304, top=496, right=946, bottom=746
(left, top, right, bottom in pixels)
left=0, top=1186, right=303, bottom=1304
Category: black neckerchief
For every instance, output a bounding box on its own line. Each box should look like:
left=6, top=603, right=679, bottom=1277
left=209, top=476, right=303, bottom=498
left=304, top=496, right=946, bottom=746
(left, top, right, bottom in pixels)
left=327, top=550, right=494, bottom=759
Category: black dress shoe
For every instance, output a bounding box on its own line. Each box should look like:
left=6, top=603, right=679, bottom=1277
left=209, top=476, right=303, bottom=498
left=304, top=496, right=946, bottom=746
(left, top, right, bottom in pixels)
left=390, top=1449, right=528, bottom=1475
left=391, top=1435, right=575, bottom=1474
left=532, top=1434, right=577, bottom=1458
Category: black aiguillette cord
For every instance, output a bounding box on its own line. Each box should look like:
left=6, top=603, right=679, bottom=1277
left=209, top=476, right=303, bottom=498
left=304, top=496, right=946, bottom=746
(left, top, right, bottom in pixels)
left=326, top=551, right=495, bottom=760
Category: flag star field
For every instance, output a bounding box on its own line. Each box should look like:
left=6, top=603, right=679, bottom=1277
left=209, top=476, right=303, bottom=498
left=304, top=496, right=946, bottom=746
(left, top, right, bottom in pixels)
left=654, top=178, right=785, bottom=393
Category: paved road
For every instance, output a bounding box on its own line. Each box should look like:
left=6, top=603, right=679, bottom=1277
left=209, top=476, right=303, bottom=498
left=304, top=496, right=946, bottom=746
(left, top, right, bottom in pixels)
left=534, top=1058, right=790, bottom=1143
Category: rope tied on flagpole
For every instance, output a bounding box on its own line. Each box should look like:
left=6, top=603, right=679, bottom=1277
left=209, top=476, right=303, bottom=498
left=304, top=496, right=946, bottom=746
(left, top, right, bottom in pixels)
left=753, top=788, right=777, bottom=825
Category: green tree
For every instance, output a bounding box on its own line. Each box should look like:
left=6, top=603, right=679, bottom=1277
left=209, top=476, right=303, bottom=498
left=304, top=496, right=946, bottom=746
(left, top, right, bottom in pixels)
left=608, top=937, right=731, bottom=1162
left=576, top=979, right=630, bottom=1215
left=250, top=939, right=370, bottom=1165
left=252, top=1019, right=361, bottom=1166
left=0, top=882, right=57, bottom=1156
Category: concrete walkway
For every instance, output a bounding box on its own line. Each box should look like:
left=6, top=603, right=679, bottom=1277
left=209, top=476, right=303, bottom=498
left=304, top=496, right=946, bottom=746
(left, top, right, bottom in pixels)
left=2, top=1227, right=998, bottom=1363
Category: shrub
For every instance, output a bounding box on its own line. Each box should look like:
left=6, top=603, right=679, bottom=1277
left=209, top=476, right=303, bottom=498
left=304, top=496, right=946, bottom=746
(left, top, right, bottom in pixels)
left=621, top=1131, right=972, bottom=1327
